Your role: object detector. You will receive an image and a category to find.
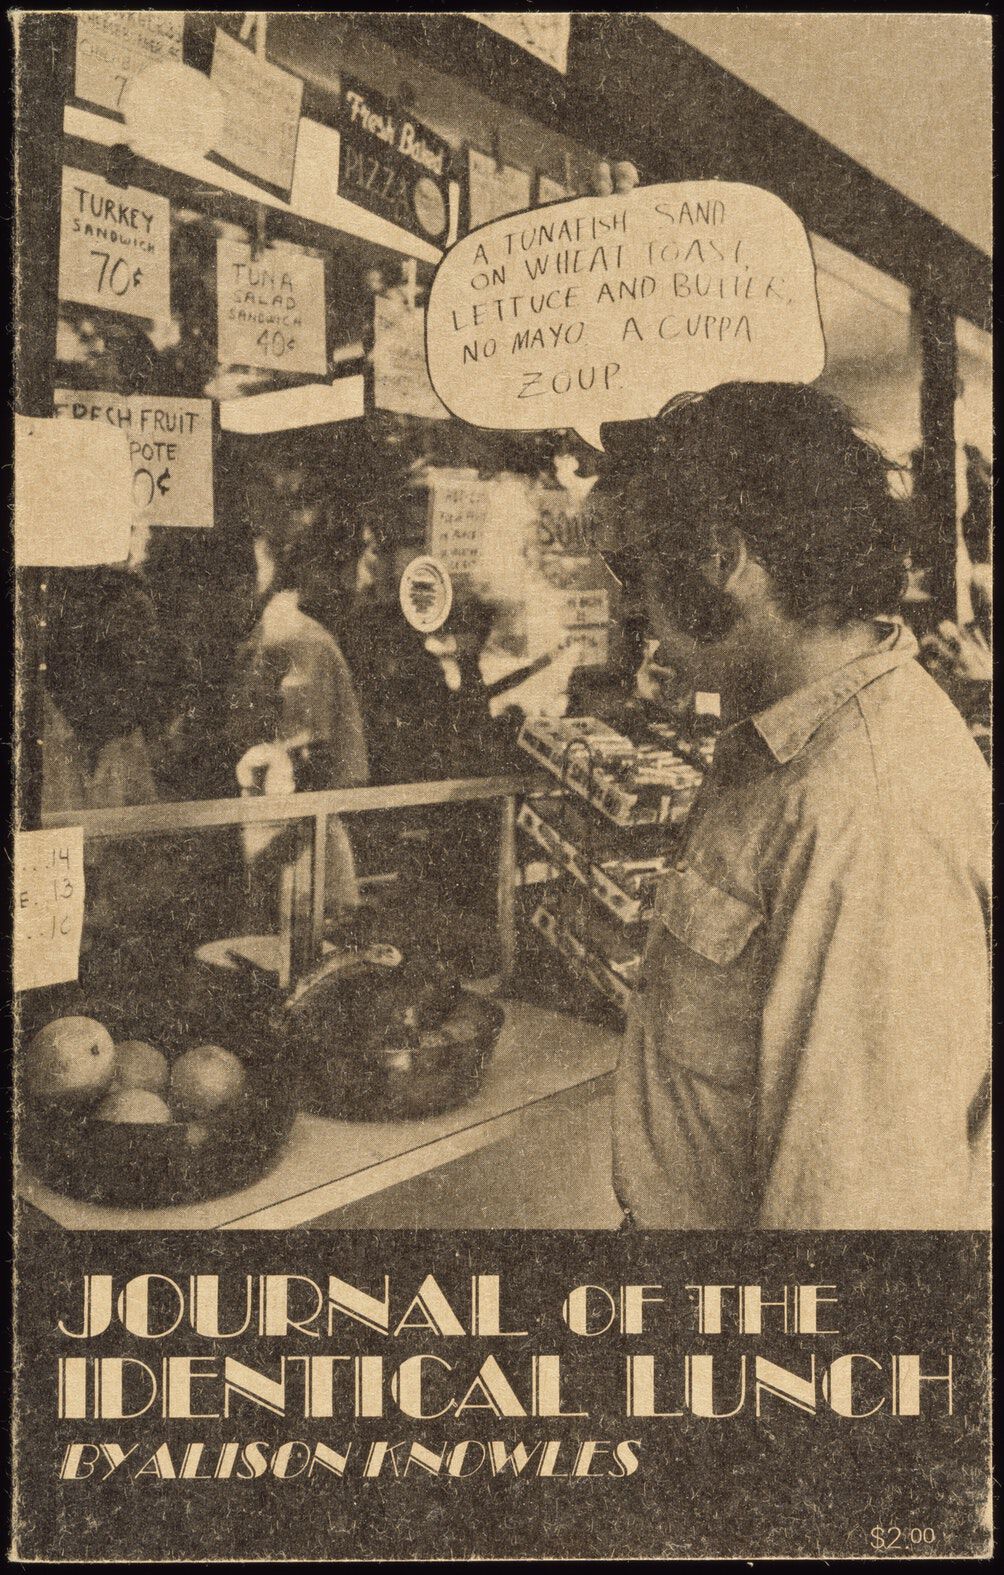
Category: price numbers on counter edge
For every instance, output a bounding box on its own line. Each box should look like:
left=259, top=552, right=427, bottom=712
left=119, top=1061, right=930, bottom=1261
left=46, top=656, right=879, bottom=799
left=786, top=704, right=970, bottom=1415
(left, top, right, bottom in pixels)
left=869, top=1525, right=937, bottom=1552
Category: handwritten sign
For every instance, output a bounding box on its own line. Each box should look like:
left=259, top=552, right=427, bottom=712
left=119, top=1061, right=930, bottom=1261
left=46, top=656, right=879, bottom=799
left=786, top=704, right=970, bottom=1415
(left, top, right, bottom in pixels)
left=428, top=180, right=826, bottom=449
left=74, top=10, right=184, bottom=115
left=465, top=13, right=571, bottom=74
left=533, top=486, right=592, bottom=554
left=58, top=166, right=171, bottom=322
left=13, top=828, right=85, bottom=993
left=217, top=241, right=327, bottom=376
left=467, top=148, right=532, bottom=229
left=54, top=392, right=214, bottom=529
left=373, top=296, right=449, bottom=419
left=338, top=75, right=451, bottom=243
left=559, top=588, right=609, bottom=627
left=538, top=174, right=574, bottom=206
left=428, top=472, right=491, bottom=575
left=564, top=625, right=609, bottom=668
left=210, top=28, right=303, bottom=192
left=14, top=414, right=133, bottom=567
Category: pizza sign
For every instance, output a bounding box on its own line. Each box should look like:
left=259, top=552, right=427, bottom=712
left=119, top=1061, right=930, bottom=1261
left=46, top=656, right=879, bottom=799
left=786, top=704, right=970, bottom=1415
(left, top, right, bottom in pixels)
left=337, top=75, right=452, bottom=244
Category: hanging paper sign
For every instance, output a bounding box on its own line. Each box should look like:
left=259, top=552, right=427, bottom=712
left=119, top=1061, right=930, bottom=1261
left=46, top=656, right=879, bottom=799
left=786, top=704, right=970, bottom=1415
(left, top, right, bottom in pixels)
left=428, top=472, right=491, bottom=576
left=209, top=27, right=303, bottom=193
left=13, top=828, right=86, bottom=993
left=563, top=625, right=609, bottom=667
left=74, top=11, right=185, bottom=116
left=467, top=147, right=532, bottom=228
left=373, top=296, right=449, bottom=419
left=537, top=173, right=574, bottom=205
left=337, top=75, right=451, bottom=244
left=54, top=391, right=214, bottom=529
left=533, top=486, right=593, bottom=555
left=216, top=240, right=328, bottom=376
left=14, top=414, right=133, bottom=567
left=559, top=588, right=609, bottom=628
left=400, top=556, right=453, bottom=633
left=58, top=166, right=171, bottom=321
left=465, top=13, right=571, bottom=74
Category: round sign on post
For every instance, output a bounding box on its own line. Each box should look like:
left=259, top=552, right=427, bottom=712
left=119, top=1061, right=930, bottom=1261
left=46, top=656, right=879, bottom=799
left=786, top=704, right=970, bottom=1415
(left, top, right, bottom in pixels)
left=399, top=555, right=453, bottom=633
left=413, top=175, right=448, bottom=239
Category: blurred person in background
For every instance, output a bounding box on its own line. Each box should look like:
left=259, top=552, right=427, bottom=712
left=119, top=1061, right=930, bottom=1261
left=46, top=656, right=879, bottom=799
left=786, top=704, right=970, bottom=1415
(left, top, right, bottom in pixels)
left=41, top=547, right=199, bottom=971
left=42, top=564, right=167, bottom=816
left=593, top=382, right=991, bottom=1232
left=334, top=522, right=467, bottom=786
left=228, top=494, right=369, bottom=933
left=141, top=522, right=260, bottom=803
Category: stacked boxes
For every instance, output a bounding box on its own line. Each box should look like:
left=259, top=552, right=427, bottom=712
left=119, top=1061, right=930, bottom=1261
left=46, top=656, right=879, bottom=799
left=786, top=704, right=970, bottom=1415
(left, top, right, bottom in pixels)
left=517, top=714, right=711, bottom=1019
left=517, top=716, right=703, bottom=828
left=517, top=797, right=675, bottom=925
left=530, top=882, right=642, bottom=1014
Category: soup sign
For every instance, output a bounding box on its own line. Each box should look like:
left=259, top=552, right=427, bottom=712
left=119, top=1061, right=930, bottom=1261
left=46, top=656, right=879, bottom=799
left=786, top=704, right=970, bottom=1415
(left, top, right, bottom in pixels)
left=426, top=181, right=825, bottom=449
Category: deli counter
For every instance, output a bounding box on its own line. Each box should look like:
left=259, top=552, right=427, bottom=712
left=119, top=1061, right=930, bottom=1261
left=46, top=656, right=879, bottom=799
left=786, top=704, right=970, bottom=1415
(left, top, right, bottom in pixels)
left=19, top=773, right=630, bottom=1231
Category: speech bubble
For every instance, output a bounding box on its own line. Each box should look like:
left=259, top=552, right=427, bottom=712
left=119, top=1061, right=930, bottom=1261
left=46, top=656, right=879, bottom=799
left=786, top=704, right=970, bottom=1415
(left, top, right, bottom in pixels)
left=426, top=181, right=826, bottom=450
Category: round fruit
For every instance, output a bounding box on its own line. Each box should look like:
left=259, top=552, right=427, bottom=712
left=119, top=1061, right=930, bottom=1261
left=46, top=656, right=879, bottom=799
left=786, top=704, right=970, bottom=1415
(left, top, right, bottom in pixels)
left=24, top=1017, right=116, bottom=1108
left=170, top=1046, right=246, bottom=1121
left=113, top=1041, right=170, bottom=1095
left=93, top=1088, right=173, bottom=1125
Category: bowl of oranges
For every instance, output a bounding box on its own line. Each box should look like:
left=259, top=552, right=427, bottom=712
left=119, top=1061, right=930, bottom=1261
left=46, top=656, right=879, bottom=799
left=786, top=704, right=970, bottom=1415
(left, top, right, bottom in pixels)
left=17, top=971, right=296, bottom=1207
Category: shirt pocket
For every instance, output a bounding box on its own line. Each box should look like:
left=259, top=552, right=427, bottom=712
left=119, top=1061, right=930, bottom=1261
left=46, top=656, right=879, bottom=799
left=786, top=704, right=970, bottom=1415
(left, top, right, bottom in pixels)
left=639, top=865, right=765, bottom=1087
left=653, top=864, right=764, bottom=965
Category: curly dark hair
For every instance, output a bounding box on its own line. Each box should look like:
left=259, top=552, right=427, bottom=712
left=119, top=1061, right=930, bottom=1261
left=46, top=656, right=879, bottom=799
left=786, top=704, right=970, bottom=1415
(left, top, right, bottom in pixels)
left=44, top=568, right=179, bottom=768
left=598, top=382, right=912, bottom=624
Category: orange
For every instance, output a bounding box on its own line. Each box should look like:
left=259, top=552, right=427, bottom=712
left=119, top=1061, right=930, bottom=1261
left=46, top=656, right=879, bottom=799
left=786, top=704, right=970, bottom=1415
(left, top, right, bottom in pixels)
left=170, top=1045, right=246, bottom=1121
left=24, top=1017, right=116, bottom=1108
left=113, top=1041, right=170, bottom=1095
left=93, top=1088, right=173, bottom=1124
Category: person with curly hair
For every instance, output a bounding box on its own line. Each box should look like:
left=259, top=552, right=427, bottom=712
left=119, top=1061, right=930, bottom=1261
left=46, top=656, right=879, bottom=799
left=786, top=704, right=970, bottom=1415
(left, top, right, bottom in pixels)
left=592, top=382, right=990, bottom=1230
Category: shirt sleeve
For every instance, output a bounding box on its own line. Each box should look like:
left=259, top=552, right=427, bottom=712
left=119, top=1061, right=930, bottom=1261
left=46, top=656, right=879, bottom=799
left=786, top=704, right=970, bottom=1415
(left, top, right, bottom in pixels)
left=755, top=789, right=991, bottom=1229
left=327, top=643, right=369, bottom=788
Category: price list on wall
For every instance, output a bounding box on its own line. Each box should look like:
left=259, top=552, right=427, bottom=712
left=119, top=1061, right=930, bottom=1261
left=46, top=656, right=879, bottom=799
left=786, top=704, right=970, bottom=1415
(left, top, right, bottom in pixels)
left=373, top=296, right=449, bottom=418
left=13, top=829, right=85, bottom=994
left=428, top=471, right=491, bottom=576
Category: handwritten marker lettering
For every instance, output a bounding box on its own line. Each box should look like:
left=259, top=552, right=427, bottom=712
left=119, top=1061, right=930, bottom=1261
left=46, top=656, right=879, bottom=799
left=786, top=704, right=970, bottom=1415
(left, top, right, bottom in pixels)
left=426, top=180, right=825, bottom=450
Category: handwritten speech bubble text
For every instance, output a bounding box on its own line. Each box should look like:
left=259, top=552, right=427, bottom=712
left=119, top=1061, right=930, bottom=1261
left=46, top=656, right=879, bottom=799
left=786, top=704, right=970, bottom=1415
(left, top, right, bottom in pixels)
left=426, top=181, right=825, bottom=449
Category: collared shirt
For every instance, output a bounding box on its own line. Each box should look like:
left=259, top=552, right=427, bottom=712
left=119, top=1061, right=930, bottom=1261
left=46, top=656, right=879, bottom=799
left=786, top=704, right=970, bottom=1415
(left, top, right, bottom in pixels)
left=612, top=621, right=991, bottom=1229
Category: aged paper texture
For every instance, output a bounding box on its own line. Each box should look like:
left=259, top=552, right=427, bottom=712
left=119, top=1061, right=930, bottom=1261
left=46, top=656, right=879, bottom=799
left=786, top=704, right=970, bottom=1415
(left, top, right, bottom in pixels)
left=10, top=10, right=992, bottom=1561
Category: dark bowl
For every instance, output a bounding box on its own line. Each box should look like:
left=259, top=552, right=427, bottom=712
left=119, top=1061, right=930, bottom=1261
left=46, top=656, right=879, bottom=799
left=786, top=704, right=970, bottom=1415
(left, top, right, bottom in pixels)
left=280, top=962, right=506, bottom=1122
left=353, top=1000, right=506, bottom=1120
left=16, top=955, right=295, bottom=1209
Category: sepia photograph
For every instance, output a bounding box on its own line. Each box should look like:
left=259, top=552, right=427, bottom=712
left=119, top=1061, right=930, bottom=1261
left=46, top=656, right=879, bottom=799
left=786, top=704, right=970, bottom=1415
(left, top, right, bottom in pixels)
left=10, top=9, right=992, bottom=1561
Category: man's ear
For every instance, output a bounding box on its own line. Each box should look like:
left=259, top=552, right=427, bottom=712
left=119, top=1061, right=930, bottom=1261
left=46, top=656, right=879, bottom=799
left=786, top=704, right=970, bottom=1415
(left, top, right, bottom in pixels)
left=704, top=524, right=749, bottom=592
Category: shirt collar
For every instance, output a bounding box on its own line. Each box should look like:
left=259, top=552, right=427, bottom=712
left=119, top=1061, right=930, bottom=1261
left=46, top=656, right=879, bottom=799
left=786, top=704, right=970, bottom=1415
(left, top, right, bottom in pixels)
left=743, top=620, right=919, bottom=766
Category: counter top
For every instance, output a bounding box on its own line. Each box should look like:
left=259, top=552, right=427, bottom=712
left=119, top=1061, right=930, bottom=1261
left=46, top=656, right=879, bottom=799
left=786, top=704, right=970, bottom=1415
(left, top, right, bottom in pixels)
left=19, top=998, right=619, bottom=1230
